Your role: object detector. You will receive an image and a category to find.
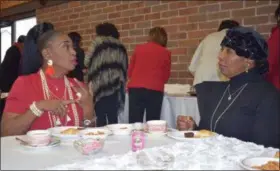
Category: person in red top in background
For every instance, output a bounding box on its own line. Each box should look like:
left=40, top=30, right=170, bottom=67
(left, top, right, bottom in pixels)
left=266, top=3, right=280, bottom=90
left=127, top=27, right=171, bottom=123
left=1, top=27, right=94, bottom=136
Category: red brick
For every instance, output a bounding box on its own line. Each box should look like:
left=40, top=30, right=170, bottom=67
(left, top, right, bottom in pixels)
left=96, top=2, right=108, bottom=8
left=256, top=24, right=275, bottom=33
left=90, top=9, right=102, bottom=15
left=243, top=16, right=269, bottom=25
left=165, top=25, right=179, bottom=33
left=135, top=36, right=148, bottom=43
left=178, top=56, right=191, bottom=63
left=136, top=21, right=151, bottom=29
left=271, top=0, right=279, bottom=4
left=161, top=10, right=178, bottom=18
left=169, top=16, right=188, bottom=25
left=130, top=15, right=145, bottom=23
left=199, top=21, right=219, bottom=30
left=122, top=37, right=135, bottom=44
left=121, top=23, right=135, bottom=30
left=59, top=3, right=69, bottom=10
left=179, top=40, right=199, bottom=47
left=144, top=1, right=160, bottom=7
left=59, top=15, right=68, bottom=21
left=188, top=30, right=208, bottom=39
left=84, top=4, right=95, bottom=11
left=232, top=8, right=256, bottom=17
left=109, top=1, right=121, bottom=6
left=116, top=4, right=129, bottom=11
left=152, top=19, right=169, bottom=26
left=145, top=13, right=160, bottom=20
left=179, top=7, right=198, bottom=15
left=178, top=71, right=193, bottom=78
left=179, top=23, right=198, bottom=31
left=69, top=13, right=79, bottom=20
left=188, top=14, right=207, bottom=22
left=152, top=4, right=169, bottom=13
left=129, top=29, right=144, bottom=36
left=80, top=23, right=91, bottom=29
left=90, top=14, right=108, bottom=21
left=170, top=71, right=178, bottom=78
left=169, top=32, right=187, bottom=40
left=115, top=17, right=129, bottom=24
left=167, top=41, right=179, bottom=48
left=135, top=7, right=151, bottom=14
left=199, top=4, right=220, bottom=13
left=187, top=1, right=207, bottom=7
left=121, top=10, right=136, bottom=17
left=74, top=6, right=84, bottom=12
left=221, top=1, right=243, bottom=10
left=172, top=63, right=188, bottom=70
left=245, top=0, right=270, bottom=7
left=80, top=11, right=90, bottom=18
left=120, top=30, right=129, bottom=37
left=208, top=11, right=230, bottom=20
left=108, top=12, right=121, bottom=19
left=171, top=48, right=187, bottom=56
left=103, top=6, right=116, bottom=13
left=257, top=5, right=277, bottom=15
left=169, top=1, right=188, bottom=10
left=171, top=56, right=178, bottom=63
left=129, top=2, right=144, bottom=9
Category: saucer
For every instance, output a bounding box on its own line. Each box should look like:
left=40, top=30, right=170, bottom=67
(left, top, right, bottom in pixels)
left=19, top=137, right=60, bottom=150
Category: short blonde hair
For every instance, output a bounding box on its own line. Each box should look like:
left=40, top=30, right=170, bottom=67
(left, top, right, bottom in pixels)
left=149, top=27, right=168, bottom=47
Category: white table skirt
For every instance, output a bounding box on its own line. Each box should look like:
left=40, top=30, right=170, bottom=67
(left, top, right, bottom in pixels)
left=2, top=134, right=277, bottom=170
left=118, top=94, right=200, bottom=128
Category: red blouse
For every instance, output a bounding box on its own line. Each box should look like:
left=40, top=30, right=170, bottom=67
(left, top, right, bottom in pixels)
left=4, top=72, right=84, bottom=131
left=127, top=42, right=171, bottom=92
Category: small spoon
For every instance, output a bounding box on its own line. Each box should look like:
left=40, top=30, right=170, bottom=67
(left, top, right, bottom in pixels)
left=15, top=137, right=37, bottom=147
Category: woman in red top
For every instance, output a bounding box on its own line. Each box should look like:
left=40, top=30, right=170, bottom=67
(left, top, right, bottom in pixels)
left=1, top=26, right=93, bottom=136
left=127, top=27, right=171, bottom=123
left=266, top=4, right=280, bottom=90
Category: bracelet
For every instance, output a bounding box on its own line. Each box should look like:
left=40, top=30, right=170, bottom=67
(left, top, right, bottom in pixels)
left=29, top=101, right=43, bottom=117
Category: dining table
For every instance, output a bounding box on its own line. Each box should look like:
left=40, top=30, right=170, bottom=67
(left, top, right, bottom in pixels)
left=1, top=130, right=278, bottom=170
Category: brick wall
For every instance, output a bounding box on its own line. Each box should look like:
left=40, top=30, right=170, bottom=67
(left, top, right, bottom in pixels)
left=36, top=0, right=278, bottom=84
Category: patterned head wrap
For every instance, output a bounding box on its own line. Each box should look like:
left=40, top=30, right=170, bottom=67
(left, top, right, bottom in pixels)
left=221, top=26, right=269, bottom=74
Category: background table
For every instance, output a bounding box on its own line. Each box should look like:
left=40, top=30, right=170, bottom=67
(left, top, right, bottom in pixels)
left=119, top=94, right=200, bottom=128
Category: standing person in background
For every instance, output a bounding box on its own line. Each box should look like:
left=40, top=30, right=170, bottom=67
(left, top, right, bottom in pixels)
left=85, top=22, right=128, bottom=127
left=67, top=32, right=86, bottom=82
left=127, top=27, right=171, bottom=123
left=266, top=3, right=280, bottom=90
left=189, top=20, right=239, bottom=86
left=0, top=35, right=26, bottom=119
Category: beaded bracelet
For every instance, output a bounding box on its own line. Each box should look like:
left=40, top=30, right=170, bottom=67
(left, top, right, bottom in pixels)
left=29, top=101, right=43, bottom=117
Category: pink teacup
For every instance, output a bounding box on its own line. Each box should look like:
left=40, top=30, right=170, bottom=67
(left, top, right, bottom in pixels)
left=146, top=120, right=167, bottom=135
left=26, top=130, right=51, bottom=146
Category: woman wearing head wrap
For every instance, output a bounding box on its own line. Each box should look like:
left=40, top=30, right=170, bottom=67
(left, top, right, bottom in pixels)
left=266, top=4, right=280, bottom=90
left=177, top=27, right=280, bottom=148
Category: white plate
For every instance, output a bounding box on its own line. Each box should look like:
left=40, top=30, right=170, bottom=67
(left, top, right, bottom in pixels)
left=240, top=157, right=279, bottom=170
left=48, top=126, right=80, bottom=140
left=79, top=128, right=111, bottom=139
left=167, top=130, right=216, bottom=141
left=145, top=128, right=177, bottom=138
left=20, top=137, right=60, bottom=150
left=107, top=124, right=133, bottom=135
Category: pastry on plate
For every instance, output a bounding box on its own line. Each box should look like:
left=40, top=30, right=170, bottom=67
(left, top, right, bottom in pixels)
left=61, top=128, right=79, bottom=135
left=196, top=129, right=215, bottom=137
left=275, top=151, right=279, bottom=158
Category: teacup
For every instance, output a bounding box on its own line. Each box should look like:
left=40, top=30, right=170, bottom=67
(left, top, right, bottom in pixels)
left=146, top=120, right=167, bottom=135
left=26, top=130, right=51, bottom=146
left=73, top=138, right=105, bottom=155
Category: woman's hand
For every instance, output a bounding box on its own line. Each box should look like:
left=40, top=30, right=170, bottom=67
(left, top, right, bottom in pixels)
left=71, top=78, right=94, bottom=121
left=176, top=115, right=196, bottom=131
left=36, top=99, right=75, bottom=116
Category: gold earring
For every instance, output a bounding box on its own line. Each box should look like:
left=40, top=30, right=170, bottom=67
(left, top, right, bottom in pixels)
left=245, top=64, right=249, bottom=73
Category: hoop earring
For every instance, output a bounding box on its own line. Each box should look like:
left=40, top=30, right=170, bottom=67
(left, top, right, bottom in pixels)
left=45, top=59, right=55, bottom=76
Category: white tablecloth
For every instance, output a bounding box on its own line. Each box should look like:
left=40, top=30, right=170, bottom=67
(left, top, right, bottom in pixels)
left=119, top=94, right=200, bottom=128
left=2, top=134, right=277, bottom=170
